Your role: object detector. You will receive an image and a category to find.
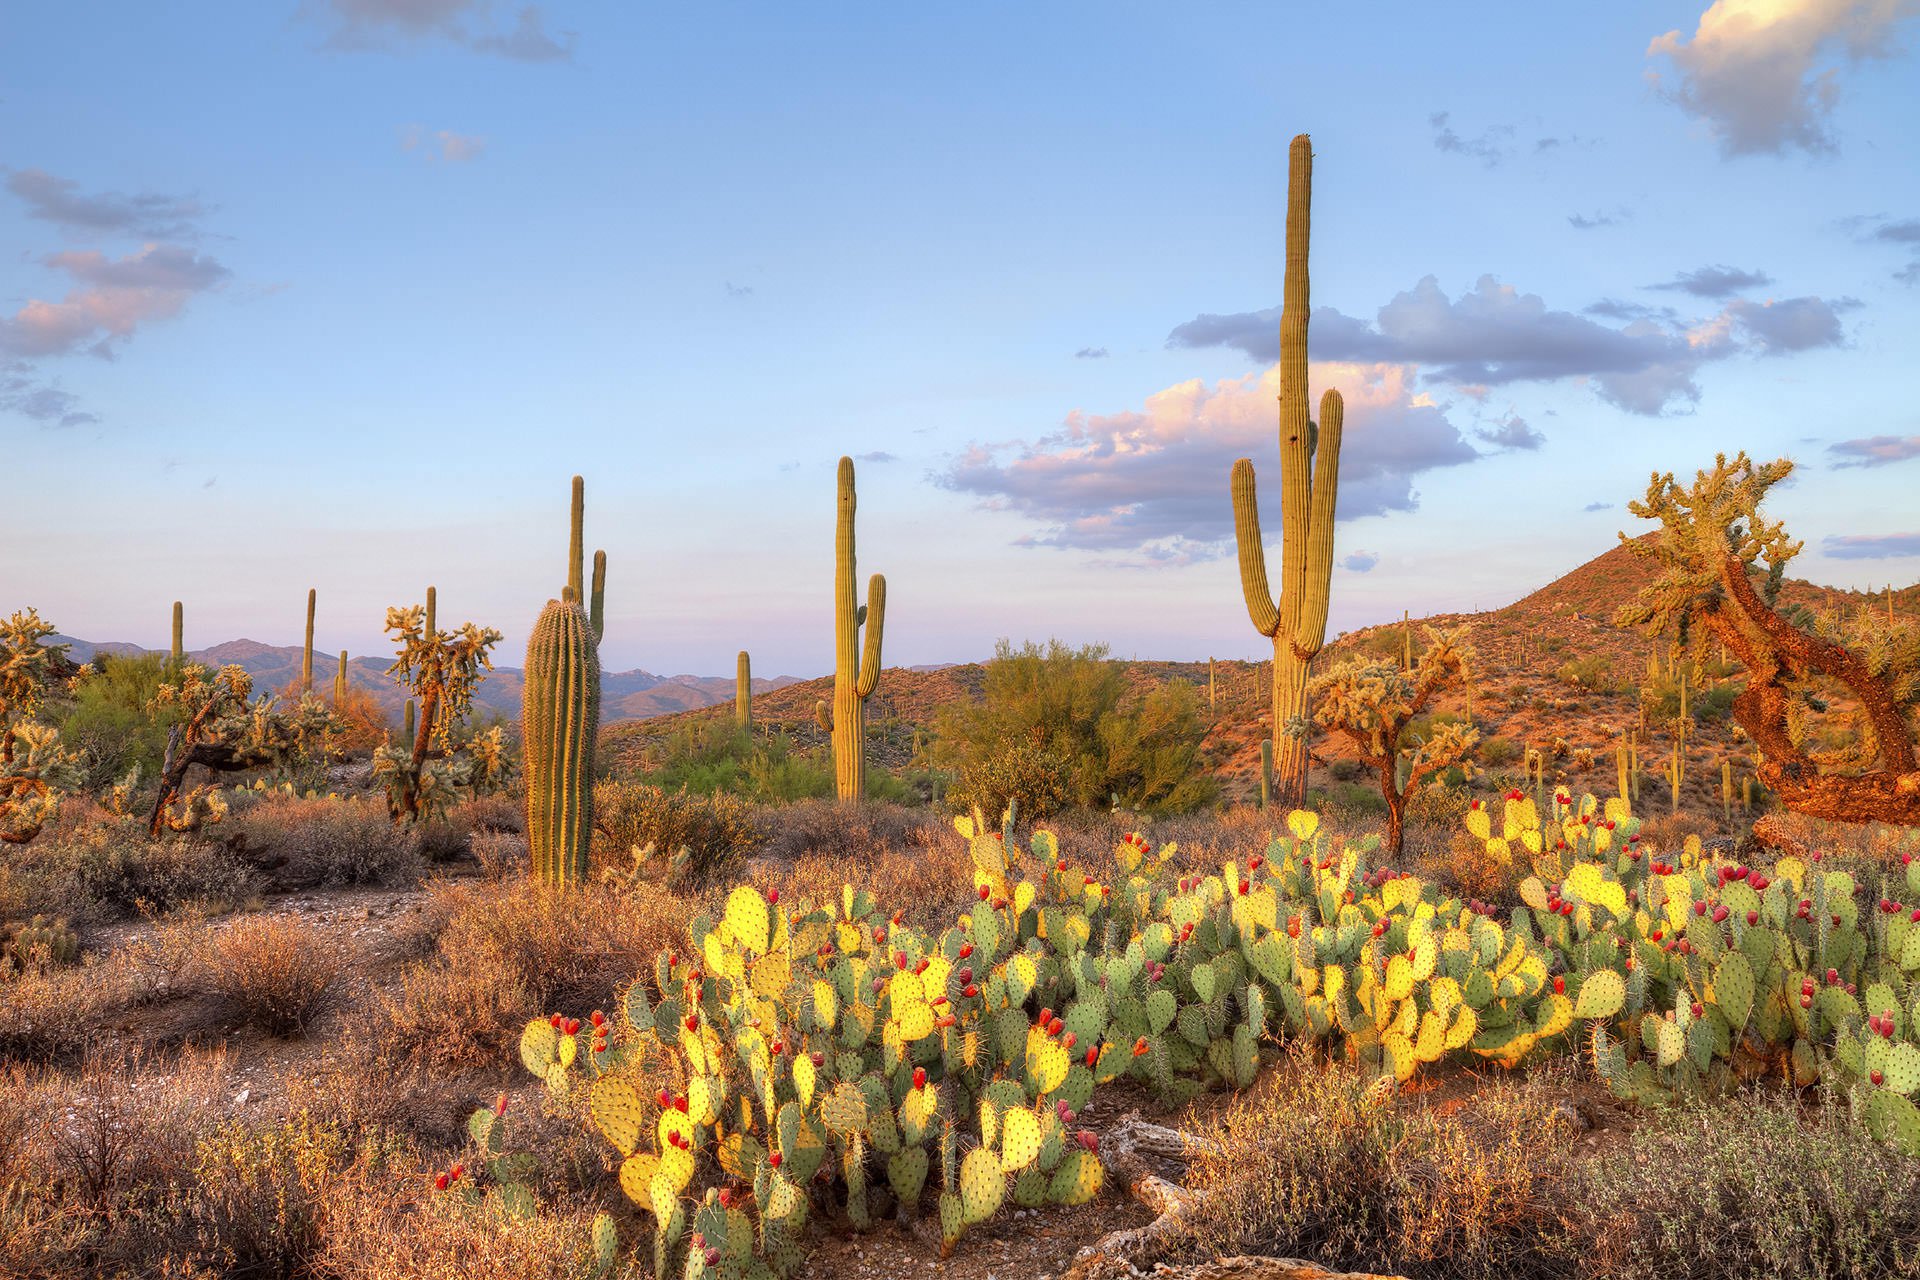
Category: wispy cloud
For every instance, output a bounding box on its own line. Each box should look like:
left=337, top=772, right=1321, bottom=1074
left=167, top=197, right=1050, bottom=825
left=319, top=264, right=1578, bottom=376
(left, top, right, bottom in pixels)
left=1569, top=208, right=1631, bottom=230
left=1649, top=264, right=1773, bottom=297
left=1823, top=531, right=1920, bottom=558
left=1428, top=111, right=1515, bottom=166
left=1827, top=434, right=1920, bottom=467
left=1168, top=274, right=1855, bottom=416
left=314, top=0, right=574, bottom=61
left=938, top=361, right=1478, bottom=562
left=1075, top=347, right=1109, bottom=360
left=1583, top=501, right=1613, bottom=512
left=1342, top=550, right=1380, bottom=573
left=1843, top=214, right=1920, bottom=284
left=0, top=375, right=98, bottom=428
left=1475, top=412, right=1545, bottom=451
left=400, top=124, right=489, bottom=162
left=855, top=451, right=897, bottom=464
left=1647, top=0, right=1920, bottom=156
left=3, top=168, right=208, bottom=240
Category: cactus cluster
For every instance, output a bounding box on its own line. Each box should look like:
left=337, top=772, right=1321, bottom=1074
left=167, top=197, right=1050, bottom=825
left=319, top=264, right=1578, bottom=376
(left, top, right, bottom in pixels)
left=517, top=797, right=1641, bottom=1276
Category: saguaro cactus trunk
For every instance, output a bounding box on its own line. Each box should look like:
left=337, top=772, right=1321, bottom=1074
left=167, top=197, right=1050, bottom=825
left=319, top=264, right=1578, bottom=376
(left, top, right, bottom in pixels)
left=736, top=650, right=752, bottom=729
left=1230, top=133, right=1343, bottom=812
left=524, top=596, right=600, bottom=887
left=171, top=601, right=183, bottom=664
left=827, top=456, right=885, bottom=803
left=567, top=475, right=608, bottom=644
left=302, top=589, right=316, bottom=693
left=334, top=650, right=348, bottom=708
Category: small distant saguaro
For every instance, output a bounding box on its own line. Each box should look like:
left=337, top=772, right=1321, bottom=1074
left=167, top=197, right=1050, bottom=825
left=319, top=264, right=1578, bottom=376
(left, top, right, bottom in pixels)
left=736, top=650, right=752, bottom=729
left=820, top=456, right=886, bottom=804
left=303, top=589, right=317, bottom=693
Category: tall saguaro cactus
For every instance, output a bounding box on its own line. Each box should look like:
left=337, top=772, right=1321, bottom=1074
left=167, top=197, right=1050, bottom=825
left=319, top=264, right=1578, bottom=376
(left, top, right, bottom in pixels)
left=302, top=589, right=316, bottom=693
left=171, top=601, right=183, bottom=664
left=822, top=456, right=886, bottom=803
left=334, top=650, right=348, bottom=708
left=1230, top=133, right=1343, bottom=812
left=524, top=595, right=599, bottom=887
left=736, top=650, right=752, bottom=729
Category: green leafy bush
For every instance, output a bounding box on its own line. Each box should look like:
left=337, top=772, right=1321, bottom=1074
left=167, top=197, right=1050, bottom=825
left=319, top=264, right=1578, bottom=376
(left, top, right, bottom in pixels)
left=933, top=639, right=1216, bottom=818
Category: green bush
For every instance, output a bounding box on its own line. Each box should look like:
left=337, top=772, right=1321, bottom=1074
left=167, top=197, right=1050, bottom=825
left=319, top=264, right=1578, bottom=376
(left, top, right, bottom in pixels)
left=933, top=639, right=1216, bottom=818
left=1555, top=654, right=1617, bottom=694
left=623, top=721, right=837, bottom=804
left=1479, top=736, right=1519, bottom=767
left=53, top=652, right=180, bottom=791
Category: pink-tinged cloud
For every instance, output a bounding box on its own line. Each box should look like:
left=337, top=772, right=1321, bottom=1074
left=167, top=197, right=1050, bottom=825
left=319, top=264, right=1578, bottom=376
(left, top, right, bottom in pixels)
left=939, top=361, right=1478, bottom=563
left=1823, top=531, right=1920, bottom=558
left=1647, top=0, right=1920, bottom=156
left=0, top=244, right=229, bottom=359
left=1827, top=434, right=1920, bottom=467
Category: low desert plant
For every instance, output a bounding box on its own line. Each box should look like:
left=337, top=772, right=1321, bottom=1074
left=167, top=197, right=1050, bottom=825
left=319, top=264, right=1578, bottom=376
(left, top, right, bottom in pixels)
left=226, top=794, right=421, bottom=888
left=592, top=779, right=761, bottom=883
left=206, top=914, right=342, bottom=1035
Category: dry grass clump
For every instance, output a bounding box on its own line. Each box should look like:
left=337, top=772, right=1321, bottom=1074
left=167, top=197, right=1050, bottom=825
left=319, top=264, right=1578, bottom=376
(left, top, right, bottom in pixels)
left=226, top=793, right=422, bottom=888
left=754, top=796, right=944, bottom=865
left=1177, top=1047, right=1572, bottom=1280
left=593, top=779, right=763, bottom=884
left=0, top=812, right=260, bottom=924
left=470, top=829, right=531, bottom=881
left=361, top=875, right=686, bottom=1073
left=206, top=914, right=343, bottom=1036
left=1567, top=1090, right=1920, bottom=1280
left=0, top=954, right=139, bottom=1063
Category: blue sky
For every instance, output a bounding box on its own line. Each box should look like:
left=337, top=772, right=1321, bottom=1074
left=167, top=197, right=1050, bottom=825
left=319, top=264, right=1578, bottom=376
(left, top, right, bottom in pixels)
left=4, top=1, right=1918, bottom=676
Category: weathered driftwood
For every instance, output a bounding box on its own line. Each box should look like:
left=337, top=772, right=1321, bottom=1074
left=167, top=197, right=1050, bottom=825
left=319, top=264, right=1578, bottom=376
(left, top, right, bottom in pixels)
left=1062, top=1115, right=1408, bottom=1280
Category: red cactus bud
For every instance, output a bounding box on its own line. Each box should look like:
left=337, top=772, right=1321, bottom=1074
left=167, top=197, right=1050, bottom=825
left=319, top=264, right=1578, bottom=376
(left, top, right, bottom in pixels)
left=1828, top=969, right=1841, bottom=985
left=1062, top=1031, right=1077, bottom=1050
left=811, top=1051, right=824, bottom=1066
left=1694, top=901, right=1707, bottom=916
left=935, top=1014, right=956, bottom=1027
left=565, top=1018, right=581, bottom=1035
left=1801, top=993, right=1813, bottom=1008
left=1038, top=1007, right=1054, bottom=1027
left=685, top=1015, right=699, bottom=1032
left=434, top=1172, right=449, bottom=1190
left=1691, top=1002, right=1704, bottom=1020
left=963, top=984, right=978, bottom=998
left=1873, top=1070, right=1886, bottom=1086
left=767, top=889, right=779, bottom=905
left=1711, top=906, right=1728, bottom=924
left=1085, top=1045, right=1099, bottom=1067
left=978, top=884, right=992, bottom=901
left=1132, top=1036, right=1150, bottom=1057
left=675, top=1095, right=689, bottom=1113
left=1552, top=976, right=1565, bottom=995
left=590, top=1010, right=605, bottom=1027
left=1047, top=1017, right=1064, bottom=1037
left=770, top=1151, right=783, bottom=1168
left=549, top=1013, right=563, bottom=1029
left=1056, top=859, right=1068, bottom=872
left=1078, top=1130, right=1099, bottom=1153
left=913, top=1066, right=927, bottom=1089
left=1747, top=910, right=1760, bottom=926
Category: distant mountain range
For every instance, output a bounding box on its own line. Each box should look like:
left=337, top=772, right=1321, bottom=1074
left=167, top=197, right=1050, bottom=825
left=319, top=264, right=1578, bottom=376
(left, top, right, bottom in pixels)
left=47, top=635, right=807, bottom=724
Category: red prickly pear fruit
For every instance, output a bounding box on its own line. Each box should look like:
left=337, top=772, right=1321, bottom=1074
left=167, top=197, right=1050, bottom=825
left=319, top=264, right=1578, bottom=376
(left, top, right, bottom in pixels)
left=685, top=1015, right=699, bottom=1032
left=1747, top=910, right=1760, bottom=926
left=1848, top=983, right=1857, bottom=996
left=1712, top=906, right=1729, bottom=924
left=767, top=889, right=779, bottom=905
left=675, top=1095, right=689, bottom=1114
left=450, top=1162, right=464, bottom=1181
left=1056, top=859, right=1068, bottom=872
left=936, top=1014, right=956, bottom=1027
left=1801, top=993, right=1813, bottom=1008
left=1056, top=1098, right=1071, bottom=1120
left=873, top=927, right=887, bottom=944
left=706, top=1248, right=721, bottom=1267
left=772, top=1040, right=785, bottom=1055
left=1085, top=1046, right=1099, bottom=1067
left=915, top=958, right=929, bottom=975
left=1694, top=901, right=1707, bottom=916
left=979, top=885, right=992, bottom=901
left=892, top=911, right=905, bottom=926
left=592, top=1041, right=606, bottom=1054
left=658, top=1089, right=672, bottom=1108
left=1552, top=976, right=1565, bottom=995
left=1078, top=1130, right=1099, bottom=1153
left=811, top=1051, right=824, bottom=1067
left=957, top=967, right=973, bottom=984
left=590, top=1010, right=605, bottom=1027
left=719, top=1188, right=734, bottom=1209
left=1038, top=1008, right=1054, bottom=1027
left=770, top=1151, right=782, bottom=1168
left=963, top=984, right=979, bottom=998
left=1132, top=1037, right=1150, bottom=1057
left=1238, top=879, right=1250, bottom=895
left=894, top=951, right=908, bottom=970
left=566, top=1018, right=582, bottom=1035
left=1250, top=855, right=1264, bottom=871
left=495, top=1092, right=509, bottom=1117
left=1062, top=1031, right=1077, bottom=1050
left=549, top=1013, right=563, bottom=1029
left=1048, top=1017, right=1064, bottom=1037
left=691, top=1233, right=706, bottom=1250
left=1691, top=1002, right=1704, bottom=1020
left=1828, top=969, right=1840, bottom=985
left=1873, top=1070, right=1886, bottom=1086
left=958, top=943, right=974, bottom=959
left=435, top=1172, right=449, bottom=1190
left=913, top=1067, right=927, bottom=1090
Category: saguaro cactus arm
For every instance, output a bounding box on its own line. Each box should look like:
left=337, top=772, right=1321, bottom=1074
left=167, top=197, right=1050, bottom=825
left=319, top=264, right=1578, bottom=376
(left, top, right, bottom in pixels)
left=1230, top=461, right=1281, bottom=639
left=568, top=475, right=585, bottom=604
left=857, top=574, right=886, bottom=698
left=590, top=549, right=606, bottom=644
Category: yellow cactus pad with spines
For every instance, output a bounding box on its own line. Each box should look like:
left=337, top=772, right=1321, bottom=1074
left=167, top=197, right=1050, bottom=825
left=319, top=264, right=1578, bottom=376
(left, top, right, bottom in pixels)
left=590, top=1077, right=643, bottom=1156
left=999, top=1108, right=1041, bottom=1171
left=960, top=1147, right=1006, bottom=1224
left=619, top=1152, right=659, bottom=1214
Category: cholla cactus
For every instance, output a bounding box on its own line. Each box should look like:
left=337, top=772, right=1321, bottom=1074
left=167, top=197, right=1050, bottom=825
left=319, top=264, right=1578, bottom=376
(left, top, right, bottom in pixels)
left=1617, top=452, right=1920, bottom=829
left=1297, top=625, right=1478, bottom=854
left=382, top=591, right=504, bottom=822
left=145, top=663, right=334, bottom=836
left=2, top=608, right=83, bottom=843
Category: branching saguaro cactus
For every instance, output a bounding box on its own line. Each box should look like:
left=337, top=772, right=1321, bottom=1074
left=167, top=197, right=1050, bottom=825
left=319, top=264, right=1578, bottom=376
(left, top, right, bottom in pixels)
left=1298, top=626, right=1479, bottom=855
left=820, top=456, right=886, bottom=803
left=568, top=475, right=609, bottom=644
left=1231, top=133, right=1343, bottom=811
left=736, top=650, right=751, bottom=729
left=524, top=594, right=600, bottom=887
left=1616, top=452, right=1920, bottom=829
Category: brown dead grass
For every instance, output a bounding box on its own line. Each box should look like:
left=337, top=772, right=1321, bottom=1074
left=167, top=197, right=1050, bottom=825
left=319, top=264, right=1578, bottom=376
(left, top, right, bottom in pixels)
left=206, top=914, right=343, bottom=1036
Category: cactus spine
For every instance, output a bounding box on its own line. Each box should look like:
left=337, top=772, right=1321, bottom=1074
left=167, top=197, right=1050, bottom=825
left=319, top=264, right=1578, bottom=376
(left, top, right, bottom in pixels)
left=302, top=589, right=316, bottom=693
left=171, top=601, right=183, bottom=664
left=524, top=595, right=600, bottom=888
left=736, top=650, right=752, bottom=729
left=1230, top=134, right=1342, bottom=812
left=827, top=457, right=885, bottom=803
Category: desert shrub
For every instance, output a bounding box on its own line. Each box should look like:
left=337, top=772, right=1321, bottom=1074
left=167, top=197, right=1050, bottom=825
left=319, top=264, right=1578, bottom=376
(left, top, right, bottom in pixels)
left=1328, top=758, right=1363, bottom=783
left=0, top=953, right=135, bottom=1062
left=225, top=794, right=421, bottom=888
left=471, top=829, right=530, bottom=881
left=53, top=651, right=180, bottom=790
left=452, top=789, right=525, bottom=835
left=1479, top=736, right=1519, bottom=767
left=1566, top=1090, right=1920, bottom=1279
left=1178, top=1047, right=1569, bottom=1279
left=6, top=816, right=262, bottom=922
left=933, top=638, right=1216, bottom=818
left=312, top=1181, right=613, bottom=1280
left=592, top=780, right=762, bottom=883
left=362, top=876, right=685, bottom=1073
left=206, top=914, right=342, bottom=1035
left=753, top=798, right=943, bottom=865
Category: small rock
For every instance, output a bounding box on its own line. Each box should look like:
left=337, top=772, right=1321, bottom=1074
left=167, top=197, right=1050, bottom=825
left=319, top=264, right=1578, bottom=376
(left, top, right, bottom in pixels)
left=234, top=1088, right=252, bottom=1106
